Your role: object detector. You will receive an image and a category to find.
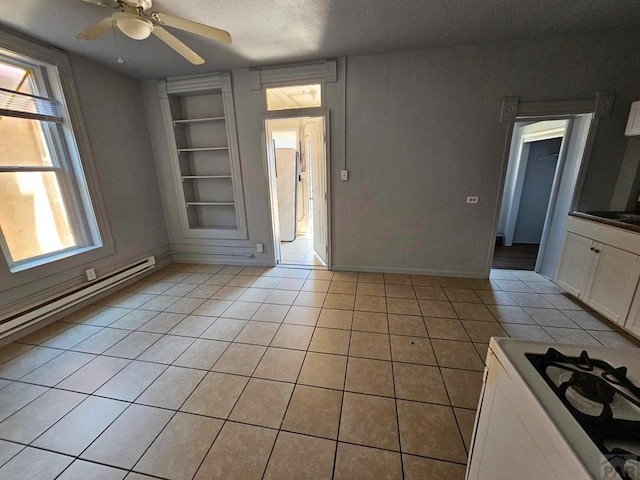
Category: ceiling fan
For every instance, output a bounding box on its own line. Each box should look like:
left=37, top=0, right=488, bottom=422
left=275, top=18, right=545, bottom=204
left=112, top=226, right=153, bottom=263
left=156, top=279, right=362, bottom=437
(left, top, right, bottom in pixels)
left=77, top=0, right=231, bottom=65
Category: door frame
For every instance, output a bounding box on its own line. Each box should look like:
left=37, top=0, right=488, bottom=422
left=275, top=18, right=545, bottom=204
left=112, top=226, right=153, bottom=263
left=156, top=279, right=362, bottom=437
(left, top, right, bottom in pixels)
left=262, top=109, right=332, bottom=268
left=484, top=92, right=614, bottom=277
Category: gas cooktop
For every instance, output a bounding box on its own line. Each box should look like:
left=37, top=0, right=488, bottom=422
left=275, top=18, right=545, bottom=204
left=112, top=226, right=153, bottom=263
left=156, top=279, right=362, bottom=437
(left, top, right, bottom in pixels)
left=527, top=348, right=640, bottom=480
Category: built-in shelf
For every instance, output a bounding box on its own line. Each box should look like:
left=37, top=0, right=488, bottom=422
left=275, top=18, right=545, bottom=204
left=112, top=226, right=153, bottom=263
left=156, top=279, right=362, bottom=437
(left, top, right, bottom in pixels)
left=186, top=201, right=235, bottom=206
left=178, top=147, right=229, bottom=153
left=181, top=175, right=232, bottom=180
left=173, top=116, right=225, bottom=126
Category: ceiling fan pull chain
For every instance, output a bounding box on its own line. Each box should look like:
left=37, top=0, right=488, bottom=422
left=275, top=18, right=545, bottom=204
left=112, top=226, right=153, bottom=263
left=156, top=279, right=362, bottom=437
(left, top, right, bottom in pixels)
left=111, top=18, right=124, bottom=64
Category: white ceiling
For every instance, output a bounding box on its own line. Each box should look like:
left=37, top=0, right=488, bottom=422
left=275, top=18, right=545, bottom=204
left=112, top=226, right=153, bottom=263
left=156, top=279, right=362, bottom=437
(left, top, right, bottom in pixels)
left=0, top=0, right=639, bottom=79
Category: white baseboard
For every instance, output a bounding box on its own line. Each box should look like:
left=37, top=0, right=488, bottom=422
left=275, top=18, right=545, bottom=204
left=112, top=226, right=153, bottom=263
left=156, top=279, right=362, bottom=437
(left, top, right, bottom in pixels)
left=171, top=253, right=274, bottom=267
left=331, top=264, right=487, bottom=278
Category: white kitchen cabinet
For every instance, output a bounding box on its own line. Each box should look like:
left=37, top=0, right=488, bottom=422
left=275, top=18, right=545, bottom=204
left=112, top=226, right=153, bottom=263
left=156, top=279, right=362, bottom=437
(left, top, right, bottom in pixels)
left=555, top=232, right=595, bottom=297
left=555, top=217, right=640, bottom=325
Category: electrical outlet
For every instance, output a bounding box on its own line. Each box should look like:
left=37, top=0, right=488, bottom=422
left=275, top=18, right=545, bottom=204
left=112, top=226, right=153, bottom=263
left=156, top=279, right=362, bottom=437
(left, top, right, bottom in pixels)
left=467, top=196, right=479, bottom=204
left=341, top=169, right=349, bottom=181
left=85, top=268, right=96, bottom=282
left=256, top=243, right=264, bottom=253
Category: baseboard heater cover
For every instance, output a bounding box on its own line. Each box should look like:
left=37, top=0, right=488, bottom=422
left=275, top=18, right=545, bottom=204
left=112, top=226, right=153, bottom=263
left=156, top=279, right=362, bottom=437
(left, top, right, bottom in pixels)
left=0, top=256, right=156, bottom=338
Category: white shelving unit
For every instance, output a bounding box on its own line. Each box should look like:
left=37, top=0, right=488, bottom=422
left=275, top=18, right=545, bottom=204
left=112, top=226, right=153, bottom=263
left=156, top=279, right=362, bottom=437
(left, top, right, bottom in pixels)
left=158, top=73, right=247, bottom=240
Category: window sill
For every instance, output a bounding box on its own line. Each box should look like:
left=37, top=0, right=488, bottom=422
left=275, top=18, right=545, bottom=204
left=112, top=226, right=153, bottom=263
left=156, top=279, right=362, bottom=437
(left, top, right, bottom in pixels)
left=9, top=245, right=102, bottom=273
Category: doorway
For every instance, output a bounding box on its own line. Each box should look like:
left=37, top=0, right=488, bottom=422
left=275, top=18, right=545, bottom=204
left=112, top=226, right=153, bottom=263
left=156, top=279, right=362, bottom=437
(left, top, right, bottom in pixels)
left=492, top=115, right=592, bottom=276
left=265, top=115, right=328, bottom=266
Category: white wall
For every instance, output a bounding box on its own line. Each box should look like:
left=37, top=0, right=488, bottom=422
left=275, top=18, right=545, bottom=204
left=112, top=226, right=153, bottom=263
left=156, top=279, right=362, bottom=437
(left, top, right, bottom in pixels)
left=1, top=52, right=169, bottom=311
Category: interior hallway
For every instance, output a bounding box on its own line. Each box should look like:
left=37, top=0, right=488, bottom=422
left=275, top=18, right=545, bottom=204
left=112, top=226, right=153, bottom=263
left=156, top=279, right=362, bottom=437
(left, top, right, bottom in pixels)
left=280, top=233, right=325, bottom=266
left=0, top=263, right=636, bottom=479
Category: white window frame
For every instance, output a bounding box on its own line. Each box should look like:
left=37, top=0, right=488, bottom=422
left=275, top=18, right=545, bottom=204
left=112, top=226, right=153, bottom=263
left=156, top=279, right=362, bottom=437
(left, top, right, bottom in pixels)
left=0, top=29, right=114, bottom=275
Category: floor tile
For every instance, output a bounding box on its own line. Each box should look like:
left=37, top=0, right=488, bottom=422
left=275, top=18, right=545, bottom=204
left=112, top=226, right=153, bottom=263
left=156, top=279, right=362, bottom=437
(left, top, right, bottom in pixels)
left=397, top=400, right=467, bottom=463
left=276, top=278, right=305, bottom=291
left=138, top=295, right=180, bottom=312
left=418, top=300, right=457, bottom=318
left=0, top=343, right=34, bottom=366
left=384, top=273, right=412, bottom=285
left=441, top=368, right=483, bottom=408
left=137, top=335, right=194, bottom=364
left=263, top=432, right=335, bottom=480
left=41, top=324, right=103, bottom=350
left=475, top=290, right=516, bottom=305
left=324, top=293, right=356, bottom=310
left=168, top=315, right=215, bottom=337
left=454, top=407, right=477, bottom=451
left=109, top=310, right=159, bottom=331
left=387, top=297, right=421, bottom=315
left=354, top=295, right=387, bottom=312
left=211, top=343, right=266, bottom=376
left=303, top=279, right=331, bottom=293
left=136, top=366, right=205, bottom=409
left=271, top=324, right=314, bottom=350
left=253, top=347, right=305, bottom=382
left=200, top=317, right=247, bottom=341
left=345, top=357, right=394, bottom=397
left=252, top=303, right=290, bottom=323
left=393, top=362, right=449, bottom=404
left=493, top=279, right=534, bottom=293
left=541, top=293, right=586, bottom=309
left=238, top=288, right=272, bottom=303
left=57, top=356, right=130, bottom=394
left=339, top=392, right=399, bottom=450
left=32, top=396, right=128, bottom=455
left=349, top=331, right=391, bottom=360
left=411, top=275, right=440, bottom=287
left=0, top=388, right=86, bottom=443
left=445, top=288, right=482, bottom=303
left=62, top=305, right=104, bottom=324
left=298, top=352, right=347, bottom=390
left=0, top=447, right=73, bottom=480
left=186, top=284, right=222, bottom=299
left=165, top=297, right=206, bottom=314
left=452, top=302, right=495, bottom=321
left=192, top=299, right=232, bottom=317
left=487, top=304, right=535, bottom=324
left=388, top=314, right=427, bottom=336
left=82, top=307, right=133, bottom=327
left=359, top=273, right=384, bottom=284
left=194, top=421, right=276, bottom=480
left=390, top=335, right=436, bottom=365
left=385, top=284, right=416, bottom=298
left=81, top=404, right=173, bottom=469
left=294, top=291, right=326, bottom=307
left=134, top=412, right=223, bottom=480
left=95, top=360, right=166, bottom=401
left=424, top=317, right=470, bottom=341
left=402, top=454, right=466, bottom=480
left=461, top=320, right=507, bottom=343
left=438, top=277, right=472, bottom=288
left=229, top=378, right=294, bottom=428
left=501, top=323, right=554, bottom=341
left=70, top=328, right=131, bottom=354
left=414, top=286, right=448, bottom=300
left=523, top=307, right=578, bottom=328
left=283, top=306, right=321, bottom=326
left=561, top=310, right=613, bottom=330
left=357, top=282, right=385, bottom=296
left=223, top=301, right=261, bottom=320
left=588, top=330, right=638, bottom=347
left=103, top=331, right=162, bottom=359
left=352, top=311, right=388, bottom=333
left=0, top=439, right=23, bottom=466
left=18, top=322, right=73, bottom=346
left=317, top=309, right=353, bottom=329
left=334, top=443, right=402, bottom=480
left=0, top=346, right=63, bottom=380
left=265, top=289, right=298, bottom=305
left=235, top=322, right=280, bottom=345
left=508, top=292, right=555, bottom=309
left=309, top=328, right=351, bottom=355
left=0, top=382, right=48, bottom=422
left=327, top=281, right=356, bottom=294
left=282, top=385, right=342, bottom=439
left=544, top=327, right=601, bottom=345
left=181, top=372, right=248, bottom=418
left=431, top=339, right=484, bottom=371
left=332, top=272, right=358, bottom=282
left=20, top=351, right=95, bottom=387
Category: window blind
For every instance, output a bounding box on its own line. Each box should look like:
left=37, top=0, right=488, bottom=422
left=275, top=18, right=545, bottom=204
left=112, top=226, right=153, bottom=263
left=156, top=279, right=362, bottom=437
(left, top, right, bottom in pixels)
left=0, top=86, right=62, bottom=122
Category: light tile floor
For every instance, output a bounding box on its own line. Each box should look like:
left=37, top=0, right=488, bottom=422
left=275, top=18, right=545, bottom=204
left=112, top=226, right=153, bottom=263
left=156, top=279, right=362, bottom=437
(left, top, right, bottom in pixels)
left=280, top=233, right=325, bottom=266
left=0, top=265, right=636, bottom=479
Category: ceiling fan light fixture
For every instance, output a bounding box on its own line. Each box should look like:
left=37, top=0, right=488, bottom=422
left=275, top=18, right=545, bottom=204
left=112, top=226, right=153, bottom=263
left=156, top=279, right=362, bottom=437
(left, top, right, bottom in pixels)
left=114, top=13, right=153, bottom=40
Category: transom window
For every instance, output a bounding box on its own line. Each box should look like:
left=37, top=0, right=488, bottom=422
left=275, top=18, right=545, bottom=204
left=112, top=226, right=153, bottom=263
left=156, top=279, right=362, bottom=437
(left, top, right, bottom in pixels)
left=0, top=54, right=101, bottom=271
left=265, top=84, right=322, bottom=111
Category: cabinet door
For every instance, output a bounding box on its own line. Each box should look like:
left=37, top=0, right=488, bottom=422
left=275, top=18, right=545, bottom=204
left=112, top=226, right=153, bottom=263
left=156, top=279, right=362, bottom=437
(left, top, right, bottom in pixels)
left=555, top=233, right=595, bottom=297
left=584, top=243, right=640, bottom=324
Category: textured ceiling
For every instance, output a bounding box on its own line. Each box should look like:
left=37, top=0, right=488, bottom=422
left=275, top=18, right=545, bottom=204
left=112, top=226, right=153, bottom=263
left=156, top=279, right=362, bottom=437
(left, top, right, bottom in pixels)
left=0, top=0, right=639, bottom=79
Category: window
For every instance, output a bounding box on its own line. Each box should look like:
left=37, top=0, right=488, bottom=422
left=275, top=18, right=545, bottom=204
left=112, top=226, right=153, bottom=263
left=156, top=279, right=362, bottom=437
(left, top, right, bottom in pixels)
left=265, top=84, right=322, bottom=111
left=0, top=54, right=101, bottom=271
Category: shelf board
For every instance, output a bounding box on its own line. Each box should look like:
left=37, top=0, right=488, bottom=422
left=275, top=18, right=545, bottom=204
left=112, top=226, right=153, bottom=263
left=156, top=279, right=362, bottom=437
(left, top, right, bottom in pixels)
left=173, top=116, right=225, bottom=126
left=190, top=225, right=238, bottom=230
left=178, top=147, right=229, bottom=153
left=181, top=175, right=232, bottom=180
left=186, top=201, right=235, bottom=206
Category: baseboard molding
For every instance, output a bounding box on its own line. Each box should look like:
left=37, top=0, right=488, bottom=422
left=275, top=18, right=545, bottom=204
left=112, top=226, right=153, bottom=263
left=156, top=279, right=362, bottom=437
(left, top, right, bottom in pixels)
left=170, top=253, right=274, bottom=267
left=331, top=264, right=487, bottom=279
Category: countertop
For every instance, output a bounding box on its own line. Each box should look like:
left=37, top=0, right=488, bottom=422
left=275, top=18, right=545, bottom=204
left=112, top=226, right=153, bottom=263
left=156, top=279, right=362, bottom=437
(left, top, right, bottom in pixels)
left=569, top=211, right=640, bottom=234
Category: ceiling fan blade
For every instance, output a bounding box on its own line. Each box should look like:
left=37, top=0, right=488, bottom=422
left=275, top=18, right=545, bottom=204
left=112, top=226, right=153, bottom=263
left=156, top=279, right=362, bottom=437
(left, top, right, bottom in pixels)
left=152, top=26, right=205, bottom=65
left=151, top=12, right=232, bottom=44
left=81, top=0, right=114, bottom=6
left=77, top=16, right=114, bottom=40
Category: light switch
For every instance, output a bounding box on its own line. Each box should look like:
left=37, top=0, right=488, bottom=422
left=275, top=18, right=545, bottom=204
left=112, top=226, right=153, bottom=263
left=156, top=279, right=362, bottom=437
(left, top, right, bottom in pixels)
left=256, top=243, right=264, bottom=253
left=341, top=170, right=349, bottom=181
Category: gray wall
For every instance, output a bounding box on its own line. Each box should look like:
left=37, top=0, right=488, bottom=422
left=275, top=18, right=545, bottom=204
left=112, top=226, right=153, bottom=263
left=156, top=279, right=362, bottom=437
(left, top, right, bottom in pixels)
left=513, top=138, right=561, bottom=244
left=333, top=28, right=640, bottom=275
left=1, top=52, right=169, bottom=311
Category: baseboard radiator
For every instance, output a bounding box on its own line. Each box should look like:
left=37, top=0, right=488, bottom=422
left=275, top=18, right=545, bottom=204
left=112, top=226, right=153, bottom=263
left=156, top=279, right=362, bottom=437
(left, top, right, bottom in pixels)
left=0, top=256, right=156, bottom=339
